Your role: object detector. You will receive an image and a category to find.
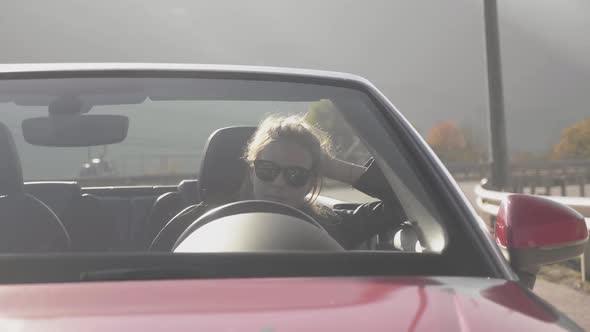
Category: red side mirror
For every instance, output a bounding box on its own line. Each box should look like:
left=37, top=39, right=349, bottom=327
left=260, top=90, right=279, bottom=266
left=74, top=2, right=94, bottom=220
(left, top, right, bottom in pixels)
left=494, top=194, right=588, bottom=286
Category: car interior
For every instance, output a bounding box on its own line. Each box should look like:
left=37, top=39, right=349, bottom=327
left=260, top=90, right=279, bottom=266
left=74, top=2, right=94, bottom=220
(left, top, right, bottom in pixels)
left=0, top=75, right=504, bottom=284
left=0, top=119, right=404, bottom=253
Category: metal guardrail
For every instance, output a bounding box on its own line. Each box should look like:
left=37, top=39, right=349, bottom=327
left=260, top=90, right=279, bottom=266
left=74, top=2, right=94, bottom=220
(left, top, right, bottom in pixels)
left=448, top=160, right=590, bottom=185
left=474, top=179, right=590, bottom=281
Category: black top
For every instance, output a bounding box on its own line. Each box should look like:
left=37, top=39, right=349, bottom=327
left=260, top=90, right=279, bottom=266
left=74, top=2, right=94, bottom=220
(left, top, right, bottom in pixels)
left=150, top=159, right=406, bottom=251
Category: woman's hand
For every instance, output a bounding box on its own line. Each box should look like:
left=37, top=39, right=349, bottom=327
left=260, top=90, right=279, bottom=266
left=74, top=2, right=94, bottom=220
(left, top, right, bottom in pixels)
left=322, top=155, right=367, bottom=185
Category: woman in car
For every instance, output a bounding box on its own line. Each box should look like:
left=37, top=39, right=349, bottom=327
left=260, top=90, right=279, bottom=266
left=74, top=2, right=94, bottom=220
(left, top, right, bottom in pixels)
left=239, top=114, right=407, bottom=249
left=150, top=114, right=408, bottom=251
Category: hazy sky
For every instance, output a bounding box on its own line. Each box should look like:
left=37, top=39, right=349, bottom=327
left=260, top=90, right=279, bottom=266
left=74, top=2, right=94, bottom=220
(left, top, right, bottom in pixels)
left=1, top=0, right=589, bottom=152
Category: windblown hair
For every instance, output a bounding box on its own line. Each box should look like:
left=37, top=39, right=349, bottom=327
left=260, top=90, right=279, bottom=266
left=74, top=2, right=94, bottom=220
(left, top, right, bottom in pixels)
left=241, top=114, right=335, bottom=216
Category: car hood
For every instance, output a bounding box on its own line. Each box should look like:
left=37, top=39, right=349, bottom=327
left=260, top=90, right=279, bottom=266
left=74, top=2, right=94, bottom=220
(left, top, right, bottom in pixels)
left=0, top=276, right=579, bottom=331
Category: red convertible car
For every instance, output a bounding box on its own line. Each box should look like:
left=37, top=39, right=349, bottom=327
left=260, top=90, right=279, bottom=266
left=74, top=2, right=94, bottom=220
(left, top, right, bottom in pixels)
left=0, top=63, right=586, bottom=331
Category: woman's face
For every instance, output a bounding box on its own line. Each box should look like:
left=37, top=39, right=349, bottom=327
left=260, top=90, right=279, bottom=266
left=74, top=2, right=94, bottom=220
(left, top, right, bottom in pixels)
left=250, top=140, right=314, bottom=208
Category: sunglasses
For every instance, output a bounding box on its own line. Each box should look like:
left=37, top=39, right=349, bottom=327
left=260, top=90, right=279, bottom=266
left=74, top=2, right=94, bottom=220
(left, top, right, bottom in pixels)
left=253, top=160, right=312, bottom=187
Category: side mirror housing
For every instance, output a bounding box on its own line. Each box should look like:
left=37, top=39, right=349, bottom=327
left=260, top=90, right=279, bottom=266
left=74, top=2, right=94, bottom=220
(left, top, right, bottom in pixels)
left=494, top=194, right=588, bottom=288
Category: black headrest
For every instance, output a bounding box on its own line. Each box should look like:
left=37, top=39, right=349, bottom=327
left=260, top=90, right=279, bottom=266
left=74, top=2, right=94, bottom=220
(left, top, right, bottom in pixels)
left=178, top=179, right=199, bottom=205
left=198, top=126, right=256, bottom=203
left=0, top=122, right=24, bottom=196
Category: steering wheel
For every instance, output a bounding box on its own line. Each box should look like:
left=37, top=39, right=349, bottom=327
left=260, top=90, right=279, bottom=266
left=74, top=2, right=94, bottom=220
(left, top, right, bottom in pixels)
left=173, top=200, right=331, bottom=250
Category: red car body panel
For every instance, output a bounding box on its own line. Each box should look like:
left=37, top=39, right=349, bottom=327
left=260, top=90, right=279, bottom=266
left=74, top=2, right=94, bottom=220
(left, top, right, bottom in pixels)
left=0, top=276, right=570, bottom=331
left=495, top=194, right=588, bottom=248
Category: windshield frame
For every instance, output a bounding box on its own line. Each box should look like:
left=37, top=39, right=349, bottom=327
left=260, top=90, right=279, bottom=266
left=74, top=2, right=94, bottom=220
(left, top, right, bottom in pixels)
left=0, top=65, right=513, bottom=281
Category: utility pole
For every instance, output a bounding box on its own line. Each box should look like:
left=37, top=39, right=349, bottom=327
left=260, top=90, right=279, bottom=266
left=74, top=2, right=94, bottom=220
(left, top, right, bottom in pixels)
left=483, top=0, right=510, bottom=189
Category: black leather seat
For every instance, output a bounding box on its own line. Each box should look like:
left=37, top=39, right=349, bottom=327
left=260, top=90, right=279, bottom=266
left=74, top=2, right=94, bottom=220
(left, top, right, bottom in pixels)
left=24, top=182, right=81, bottom=222
left=69, top=193, right=118, bottom=251
left=25, top=181, right=117, bottom=251
left=24, top=181, right=117, bottom=251
left=141, top=179, right=199, bottom=249
left=149, top=126, right=256, bottom=251
left=0, top=122, right=70, bottom=253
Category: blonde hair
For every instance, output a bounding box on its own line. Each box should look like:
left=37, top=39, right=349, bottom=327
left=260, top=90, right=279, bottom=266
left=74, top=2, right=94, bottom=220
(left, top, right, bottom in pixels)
left=242, top=114, right=333, bottom=213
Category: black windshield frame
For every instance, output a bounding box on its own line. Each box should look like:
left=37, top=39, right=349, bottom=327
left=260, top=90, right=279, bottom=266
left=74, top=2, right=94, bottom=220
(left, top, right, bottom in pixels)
left=0, top=68, right=512, bottom=281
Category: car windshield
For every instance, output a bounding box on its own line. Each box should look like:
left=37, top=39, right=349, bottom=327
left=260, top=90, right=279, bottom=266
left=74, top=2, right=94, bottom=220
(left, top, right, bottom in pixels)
left=0, top=69, right=494, bottom=283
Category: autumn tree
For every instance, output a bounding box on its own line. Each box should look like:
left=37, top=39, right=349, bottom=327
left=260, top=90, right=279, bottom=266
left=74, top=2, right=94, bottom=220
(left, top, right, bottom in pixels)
left=551, top=117, right=590, bottom=160
left=426, top=121, right=483, bottom=163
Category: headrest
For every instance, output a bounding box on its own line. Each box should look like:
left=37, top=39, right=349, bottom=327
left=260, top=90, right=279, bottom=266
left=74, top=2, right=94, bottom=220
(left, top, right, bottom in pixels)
left=0, top=122, right=24, bottom=196
left=178, top=179, right=199, bottom=205
left=198, top=126, right=256, bottom=203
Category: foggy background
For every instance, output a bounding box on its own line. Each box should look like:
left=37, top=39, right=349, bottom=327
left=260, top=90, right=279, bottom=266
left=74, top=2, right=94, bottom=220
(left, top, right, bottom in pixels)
left=1, top=0, right=589, bottom=154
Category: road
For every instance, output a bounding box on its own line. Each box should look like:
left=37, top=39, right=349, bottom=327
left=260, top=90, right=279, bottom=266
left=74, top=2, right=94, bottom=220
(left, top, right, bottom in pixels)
left=322, top=183, right=590, bottom=330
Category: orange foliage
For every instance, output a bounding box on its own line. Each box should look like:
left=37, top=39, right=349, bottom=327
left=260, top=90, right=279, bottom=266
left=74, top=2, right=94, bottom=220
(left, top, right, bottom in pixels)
left=426, top=121, right=466, bottom=150
left=426, top=121, right=482, bottom=163
left=551, top=117, right=590, bottom=160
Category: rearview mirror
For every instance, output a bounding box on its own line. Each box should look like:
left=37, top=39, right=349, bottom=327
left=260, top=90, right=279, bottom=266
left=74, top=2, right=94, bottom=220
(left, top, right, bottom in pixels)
left=22, top=114, right=129, bottom=147
left=494, top=194, right=588, bottom=288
